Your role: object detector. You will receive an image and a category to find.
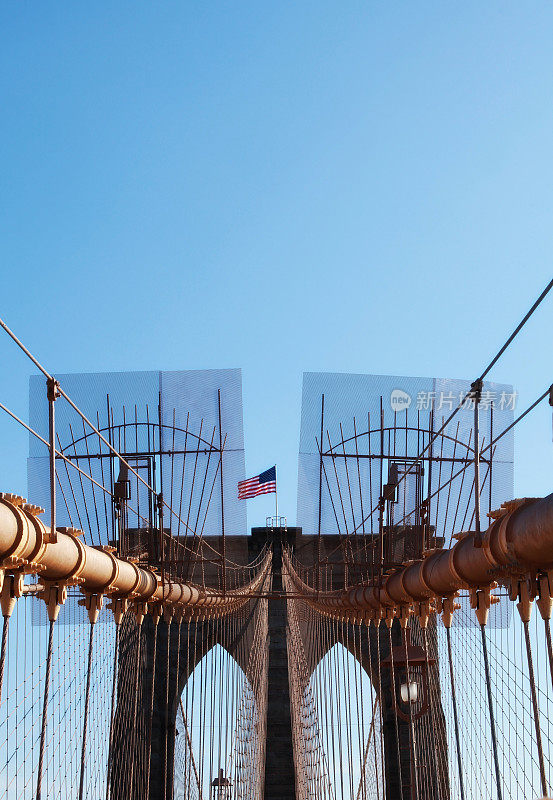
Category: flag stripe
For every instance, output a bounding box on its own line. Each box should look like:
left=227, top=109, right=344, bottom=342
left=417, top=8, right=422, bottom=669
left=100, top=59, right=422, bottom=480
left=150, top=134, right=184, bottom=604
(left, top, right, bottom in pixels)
left=238, top=468, right=276, bottom=499
left=238, top=488, right=276, bottom=499
left=238, top=483, right=276, bottom=494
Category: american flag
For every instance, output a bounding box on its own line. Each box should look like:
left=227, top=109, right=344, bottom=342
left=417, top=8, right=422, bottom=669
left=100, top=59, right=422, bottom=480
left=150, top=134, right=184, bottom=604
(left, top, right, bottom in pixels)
left=238, top=466, right=276, bottom=499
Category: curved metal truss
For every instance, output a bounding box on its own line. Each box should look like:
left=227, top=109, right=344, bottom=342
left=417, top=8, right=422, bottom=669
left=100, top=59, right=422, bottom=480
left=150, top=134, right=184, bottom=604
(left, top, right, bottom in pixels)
left=54, top=403, right=230, bottom=587
left=312, top=400, right=502, bottom=591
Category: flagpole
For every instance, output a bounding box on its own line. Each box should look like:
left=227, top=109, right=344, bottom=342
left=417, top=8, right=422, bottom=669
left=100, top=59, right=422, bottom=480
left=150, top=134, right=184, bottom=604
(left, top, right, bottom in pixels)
left=275, top=465, right=278, bottom=526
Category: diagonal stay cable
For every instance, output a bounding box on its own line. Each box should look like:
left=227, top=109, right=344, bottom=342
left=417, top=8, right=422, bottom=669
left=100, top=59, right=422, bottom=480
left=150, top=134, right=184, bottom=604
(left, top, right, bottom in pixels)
left=0, top=400, right=151, bottom=529
left=377, top=383, right=551, bottom=534
left=342, top=276, right=553, bottom=540
left=323, top=382, right=551, bottom=564
left=0, top=316, right=201, bottom=538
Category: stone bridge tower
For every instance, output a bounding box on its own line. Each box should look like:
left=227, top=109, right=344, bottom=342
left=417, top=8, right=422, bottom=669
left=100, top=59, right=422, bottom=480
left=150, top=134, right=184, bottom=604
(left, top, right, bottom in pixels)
left=110, top=525, right=449, bottom=800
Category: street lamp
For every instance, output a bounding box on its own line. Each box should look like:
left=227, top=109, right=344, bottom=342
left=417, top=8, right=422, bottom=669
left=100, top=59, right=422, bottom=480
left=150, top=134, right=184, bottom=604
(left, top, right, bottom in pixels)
left=382, top=628, right=435, bottom=721
left=400, top=680, right=419, bottom=704
left=211, top=768, right=231, bottom=800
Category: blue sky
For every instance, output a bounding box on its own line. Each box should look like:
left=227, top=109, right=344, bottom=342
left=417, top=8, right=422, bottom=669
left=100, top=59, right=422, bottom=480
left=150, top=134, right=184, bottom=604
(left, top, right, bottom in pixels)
left=1, top=2, right=553, bottom=527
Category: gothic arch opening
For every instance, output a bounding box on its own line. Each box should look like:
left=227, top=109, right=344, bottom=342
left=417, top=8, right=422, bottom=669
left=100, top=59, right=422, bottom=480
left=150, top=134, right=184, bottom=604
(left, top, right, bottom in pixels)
left=304, top=642, right=381, bottom=800
left=174, top=641, right=266, bottom=800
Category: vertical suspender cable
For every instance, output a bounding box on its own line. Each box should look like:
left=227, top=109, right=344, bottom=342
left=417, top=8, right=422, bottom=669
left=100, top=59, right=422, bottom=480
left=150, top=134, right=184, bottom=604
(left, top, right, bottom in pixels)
left=163, top=613, right=172, bottom=799
left=544, top=618, right=553, bottom=691
left=402, top=621, right=419, bottom=800
left=0, top=616, right=10, bottom=704
left=128, top=617, right=143, bottom=796
left=386, top=622, right=405, bottom=800
left=78, top=619, right=96, bottom=800
left=374, top=620, right=386, bottom=798
left=365, top=622, right=381, bottom=800
left=145, top=613, right=160, bottom=800
left=35, top=617, right=56, bottom=800
left=522, top=617, right=548, bottom=797
left=421, top=624, right=441, bottom=797
left=105, top=620, right=121, bottom=800
left=445, top=626, right=465, bottom=800
left=172, top=616, right=182, bottom=799
left=479, top=623, right=503, bottom=800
